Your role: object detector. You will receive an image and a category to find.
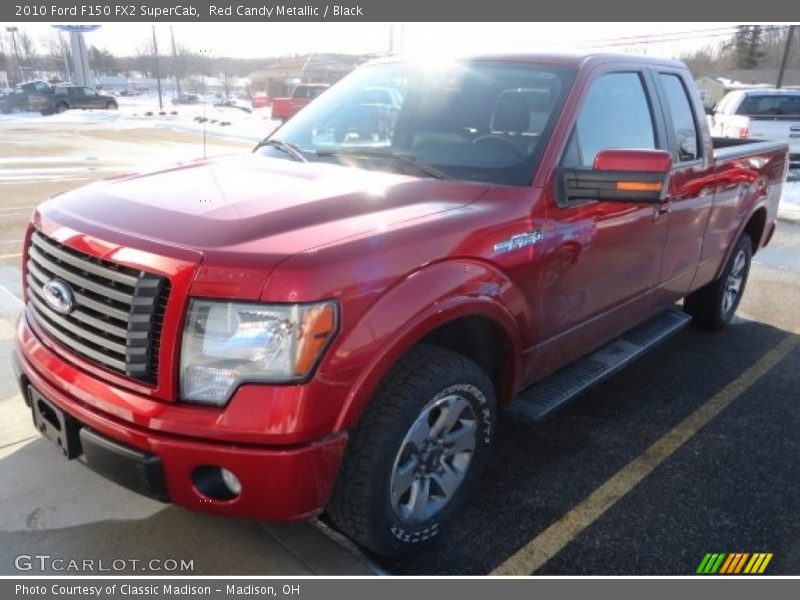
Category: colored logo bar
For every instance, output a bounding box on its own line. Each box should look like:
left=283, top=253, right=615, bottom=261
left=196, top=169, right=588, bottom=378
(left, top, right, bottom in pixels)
left=696, top=553, right=773, bottom=574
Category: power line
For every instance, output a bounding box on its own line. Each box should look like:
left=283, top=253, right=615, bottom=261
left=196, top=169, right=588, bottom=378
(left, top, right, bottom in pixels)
left=582, top=25, right=788, bottom=47
left=532, top=25, right=792, bottom=51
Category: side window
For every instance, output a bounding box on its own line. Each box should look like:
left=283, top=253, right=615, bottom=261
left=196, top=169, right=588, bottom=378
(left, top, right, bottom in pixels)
left=658, top=74, right=700, bottom=162
left=571, top=72, right=656, bottom=167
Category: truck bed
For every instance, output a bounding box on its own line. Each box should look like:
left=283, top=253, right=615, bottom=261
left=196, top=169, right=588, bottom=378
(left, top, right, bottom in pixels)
left=712, top=137, right=791, bottom=164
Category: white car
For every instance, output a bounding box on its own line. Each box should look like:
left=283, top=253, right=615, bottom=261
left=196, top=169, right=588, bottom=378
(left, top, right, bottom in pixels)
left=711, top=88, right=800, bottom=171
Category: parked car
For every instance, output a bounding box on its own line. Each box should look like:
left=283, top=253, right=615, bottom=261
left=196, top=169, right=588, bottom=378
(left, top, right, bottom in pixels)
left=270, top=83, right=329, bottom=121
left=711, top=88, right=800, bottom=170
left=251, top=92, right=270, bottom=109
left=29, top=85, right=118, bottom=115
left=13, top=53, right=788, bottom=559
left=213, top=96, right=252, bottom=113
left=0, top=80, right=52, bottom=114
left=173, top=93, right=201, bottom=105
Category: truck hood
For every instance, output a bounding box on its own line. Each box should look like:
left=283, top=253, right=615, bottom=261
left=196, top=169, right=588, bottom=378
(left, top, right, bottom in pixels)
left=41, top=154, right=489, bottom=292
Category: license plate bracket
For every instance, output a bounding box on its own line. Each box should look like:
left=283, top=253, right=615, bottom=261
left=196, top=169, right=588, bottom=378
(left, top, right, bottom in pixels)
left=29, top=387, right=82, bottom=459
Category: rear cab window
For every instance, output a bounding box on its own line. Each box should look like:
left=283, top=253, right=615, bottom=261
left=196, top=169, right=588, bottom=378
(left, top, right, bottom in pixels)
left=657, top=73, right=701, bottom=162
left=736, top=94, right=800, bottom=117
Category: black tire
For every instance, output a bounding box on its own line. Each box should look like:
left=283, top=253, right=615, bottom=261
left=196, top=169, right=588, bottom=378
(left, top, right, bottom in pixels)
left=55, top=102, right=68, bottom=114
left=327, top=344, right=496, bottom=558
left=684, top=234, right=752, bottom=330
left=106, top=101, right=117, bottom=110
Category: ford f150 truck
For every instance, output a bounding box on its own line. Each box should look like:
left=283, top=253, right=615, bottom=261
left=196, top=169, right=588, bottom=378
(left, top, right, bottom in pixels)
left=12, top=53, right=788, bottom=558
left=270, top=83, right=329, bottom=122
left=711, top=88, right=800, bottom=171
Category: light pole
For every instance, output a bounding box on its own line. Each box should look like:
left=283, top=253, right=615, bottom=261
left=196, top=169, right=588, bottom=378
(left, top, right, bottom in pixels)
left=6, top=27, right=22, bottom=86
left=170, top=26, right=182, bottom=100
left=777, top=25, right=796, bottom=89
left=152, top=25, right=163, bottom=110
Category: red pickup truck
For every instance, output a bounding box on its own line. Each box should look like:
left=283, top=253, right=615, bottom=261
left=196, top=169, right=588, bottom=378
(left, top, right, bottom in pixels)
left=13, top=53, right=788, bottom=558
left=270, top=83, right=329, bottom=122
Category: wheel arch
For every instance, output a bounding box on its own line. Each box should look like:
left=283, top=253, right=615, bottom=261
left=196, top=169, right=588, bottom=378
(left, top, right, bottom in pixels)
left=713, top=202, right=770, bottom=282
left=329, top=260, right=525, bottom=432
left=743, top=205, right=768, bottom=254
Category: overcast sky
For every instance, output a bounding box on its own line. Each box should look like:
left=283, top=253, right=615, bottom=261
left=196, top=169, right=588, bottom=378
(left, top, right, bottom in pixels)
left=12, top=22, right=757, bottom=59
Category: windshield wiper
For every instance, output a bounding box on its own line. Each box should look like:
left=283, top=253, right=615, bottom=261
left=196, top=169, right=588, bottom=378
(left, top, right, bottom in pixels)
left=315, top=148, right=450, bottom=180
left=254, top=138, right=307, bottom=163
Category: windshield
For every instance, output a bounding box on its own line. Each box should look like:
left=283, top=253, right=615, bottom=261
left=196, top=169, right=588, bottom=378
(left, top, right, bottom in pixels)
left=736, top=94, right=800, bottom=117
left=257, top=60, right=575, bottom=186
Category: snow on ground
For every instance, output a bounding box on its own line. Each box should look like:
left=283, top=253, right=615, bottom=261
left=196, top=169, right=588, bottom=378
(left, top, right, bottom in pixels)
left=779, top=181, right=800, bottom=222
left=0, top=94, right=280, bottom=143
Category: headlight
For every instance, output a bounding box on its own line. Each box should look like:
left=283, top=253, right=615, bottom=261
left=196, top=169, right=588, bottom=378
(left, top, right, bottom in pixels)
left=180, top=299, right=338, bottom=405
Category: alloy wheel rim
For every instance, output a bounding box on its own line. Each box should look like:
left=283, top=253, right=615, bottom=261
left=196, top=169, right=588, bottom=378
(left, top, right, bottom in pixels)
left=389, top=393, right=477, bottom=523
left=722, top=249, right=747, bottom=316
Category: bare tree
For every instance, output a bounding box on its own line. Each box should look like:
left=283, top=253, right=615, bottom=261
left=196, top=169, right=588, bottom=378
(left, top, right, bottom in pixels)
left=40, top=31, right=71, bottom=80
left=89, top=46, right=118, bottom=75
left=16, top=29, right=38, bottom=76
left=132, top=37, right=158, bottom=77
left=0, top=31, right=9, bottom=76
left=680, top=46, right=724, bottom=78
left=170, top=41, right=193, bottom=90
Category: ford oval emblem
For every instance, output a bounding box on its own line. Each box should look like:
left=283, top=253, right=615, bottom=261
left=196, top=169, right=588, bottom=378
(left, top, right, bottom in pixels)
left=42, top=280, right=76, bottom=315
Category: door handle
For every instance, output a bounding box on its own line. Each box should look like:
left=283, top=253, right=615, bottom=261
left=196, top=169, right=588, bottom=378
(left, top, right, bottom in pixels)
left=654, top=200, right=671, bottom=219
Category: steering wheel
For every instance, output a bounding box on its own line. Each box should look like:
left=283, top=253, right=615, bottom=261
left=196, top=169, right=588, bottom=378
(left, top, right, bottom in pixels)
left=471, top=134, right=526, bottom=162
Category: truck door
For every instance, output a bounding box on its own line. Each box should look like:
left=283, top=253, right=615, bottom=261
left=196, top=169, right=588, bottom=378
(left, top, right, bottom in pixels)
left=536, top=69, right=670, bottom=373
left=651, top=69, right=716, bottom=299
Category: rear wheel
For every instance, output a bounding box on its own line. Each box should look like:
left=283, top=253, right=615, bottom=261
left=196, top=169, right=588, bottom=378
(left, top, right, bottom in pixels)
left=327, top=344, right=495, bottom=558
left=105, top=101, right=117, bottom=110
left=54, top=102, right=68, bottom=114
left=684, top=234, right=752, bottom=330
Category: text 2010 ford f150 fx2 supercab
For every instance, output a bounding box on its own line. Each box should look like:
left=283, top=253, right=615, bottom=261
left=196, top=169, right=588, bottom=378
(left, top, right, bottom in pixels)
left=12, top=53, right=788, bottom=557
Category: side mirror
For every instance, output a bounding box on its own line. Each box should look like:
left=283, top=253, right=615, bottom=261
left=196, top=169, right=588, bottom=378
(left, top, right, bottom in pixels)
left=562, top=149, right=672, bottom=204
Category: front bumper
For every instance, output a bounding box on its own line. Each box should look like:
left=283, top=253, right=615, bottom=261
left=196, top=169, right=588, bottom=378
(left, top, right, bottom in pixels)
left=13, top=315, right=348, bottom=522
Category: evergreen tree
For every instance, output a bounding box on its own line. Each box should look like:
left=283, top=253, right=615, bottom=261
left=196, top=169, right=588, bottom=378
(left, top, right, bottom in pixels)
left=729, top=25, right=765, bottom=69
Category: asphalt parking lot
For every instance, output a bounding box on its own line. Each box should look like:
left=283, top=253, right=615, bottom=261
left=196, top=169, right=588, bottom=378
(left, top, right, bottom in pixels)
left=1, top=120, right=798, bottom=576
left=386, top=220, right=800, bottom=576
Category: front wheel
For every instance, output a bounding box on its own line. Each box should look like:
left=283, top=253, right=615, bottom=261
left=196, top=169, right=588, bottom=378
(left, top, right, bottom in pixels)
left=327, top=345, right=495, bottom=558
left=684, top=234, right=752, bottom=329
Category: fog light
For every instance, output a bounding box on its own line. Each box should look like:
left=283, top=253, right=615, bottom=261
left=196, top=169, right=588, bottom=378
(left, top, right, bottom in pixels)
left=220, top=468, right=242, bottom=496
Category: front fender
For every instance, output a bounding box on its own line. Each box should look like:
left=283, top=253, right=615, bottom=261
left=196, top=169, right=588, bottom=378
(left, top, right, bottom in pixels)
left=320, top=259, right=526, bottom=432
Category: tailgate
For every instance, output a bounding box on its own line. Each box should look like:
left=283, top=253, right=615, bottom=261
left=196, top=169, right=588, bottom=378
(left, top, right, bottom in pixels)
left=747, top=118, right=800, bottom=155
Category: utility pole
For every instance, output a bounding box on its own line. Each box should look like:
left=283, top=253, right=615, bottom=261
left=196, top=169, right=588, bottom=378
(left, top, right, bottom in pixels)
left=6, top=27, right=22, bottom=85
left=200, top=48, right=208, bottom=158
left=152, top=25, right=163, bottom=110
left=170, top=25, right=181, bottom=100
left=776, top=25, right=796, bottom=89
left=60, top=32, right=71, bottom=81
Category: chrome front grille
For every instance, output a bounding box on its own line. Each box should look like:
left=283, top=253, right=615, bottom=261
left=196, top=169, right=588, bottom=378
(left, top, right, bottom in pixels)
left=26, top=231, right=169, bottom=383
